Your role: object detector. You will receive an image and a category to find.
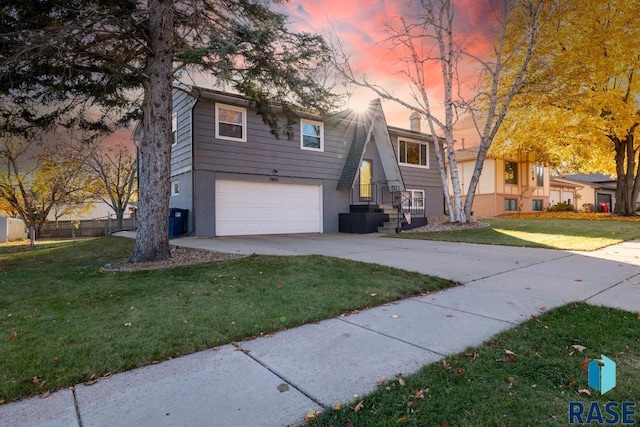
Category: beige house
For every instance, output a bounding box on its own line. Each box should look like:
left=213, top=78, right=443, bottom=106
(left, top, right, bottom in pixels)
left=550, top=174, right=617, bottom=212
left=451, top=147, right=551, bottom=217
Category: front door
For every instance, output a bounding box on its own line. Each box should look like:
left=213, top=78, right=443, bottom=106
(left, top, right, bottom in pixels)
left=360, top=160, right=372, bottom=199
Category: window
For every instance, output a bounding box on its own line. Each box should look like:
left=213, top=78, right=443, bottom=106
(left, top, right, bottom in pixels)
left=403, top=189, right=425, bottom=210
left=536, top=165, right=544, bottom=187
left=532, top=199, right=543, bottom=211
left=215, top=103, right=246, bottom=142
left=504, top=198, right=517, bottom=211
left=505, top=161, right=518, bottom=184
left=171, top=113, right=178, bottom=146
left=171, top=181, right=179, bottom=196
left=301, top=119, right=324, bottom=151
left=398, top=139, right=428, bottom=167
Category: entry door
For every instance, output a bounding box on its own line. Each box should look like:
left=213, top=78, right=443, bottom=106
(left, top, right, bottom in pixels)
left=360, top=160, right=372, bottom=199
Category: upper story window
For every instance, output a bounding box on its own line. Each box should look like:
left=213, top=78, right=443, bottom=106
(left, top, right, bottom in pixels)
left=536, top=165, right=544, bottom=187
left=171, top=180, right=180, bottom=196
left=398, top=139, right=428, bottom=168
left=215, top=103, right=246, bottom=142
left=301, top=119, right=324, bottom=152
left=171, top=112, right=178, bottom=146
left=505, top=161, right=518, bottom=185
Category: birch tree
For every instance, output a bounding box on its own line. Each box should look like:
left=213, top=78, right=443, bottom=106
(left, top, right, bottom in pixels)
left=335, top=0, right=562, bottom=222
left=0, top=0, right=338, bottom=261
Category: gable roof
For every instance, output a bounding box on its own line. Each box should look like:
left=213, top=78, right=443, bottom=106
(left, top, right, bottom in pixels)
left=553, top=173, right=616, bottom=191
left=335, top=99, right=404, bottom=191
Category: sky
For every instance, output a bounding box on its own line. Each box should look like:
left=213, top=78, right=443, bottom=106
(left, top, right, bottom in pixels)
left=275, top=0, right=500, bottom=146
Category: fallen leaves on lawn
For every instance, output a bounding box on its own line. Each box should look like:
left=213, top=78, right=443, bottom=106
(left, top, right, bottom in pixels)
left=578, top=389, right=592, bottom=396
left=455, top=369, right=464, bottom=378
left=397, top=417, right=409, bottom=423
left=32, top=376, right=44, bottom=386
left=579, top=357, right=589, bottom=371
left=354, top=401, right=364, bottom=412
left=397, top=376, right=406, bottom=386
left=375, top=376, right=388, bottom=386
left=8, top=331, right=18, bottom=340
left=507, top=376, right=515, bottom=389
left=505, top=349, right=517, bottom=363
left=334, top=402, right=342, bottom=410
left=304, top=409, right=320, bottom=423
left=572, top=345, right=586, bottom=353
left=413, top=389, right=425, bottom=399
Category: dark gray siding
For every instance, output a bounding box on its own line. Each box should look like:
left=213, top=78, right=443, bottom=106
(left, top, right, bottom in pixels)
left=390, top=131, right=444, bottom=215
left=192, top=100, right=351, bottom=180
left=170, top=90, right=196, bottom=176
left=190, top=99, right=354, bottom=237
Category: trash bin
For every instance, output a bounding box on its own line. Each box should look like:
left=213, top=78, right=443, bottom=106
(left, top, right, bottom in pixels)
left=169, top=208, right=188, bottom=237
left=599, top=202, right=609, bottom=213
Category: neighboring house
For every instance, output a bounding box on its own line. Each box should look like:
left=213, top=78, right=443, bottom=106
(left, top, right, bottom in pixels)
left=1, top=215, right=26, bottom=242
left=548, top=177, right=581, bottom=209
left=166, top=87, right=444, bottom=237
left=451, top=147, right=551, bottom=217
left=550, top=173, right=618, bottom=212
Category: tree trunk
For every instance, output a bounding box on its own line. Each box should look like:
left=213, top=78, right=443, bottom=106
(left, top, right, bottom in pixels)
left=463, top=137, right=492, bottom=219
left=613, top=130, right=639, bottom=216
left=130, top=0, right=174, bottom=263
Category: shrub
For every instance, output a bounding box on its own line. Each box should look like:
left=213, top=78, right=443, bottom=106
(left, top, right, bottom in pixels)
left=546, top=202, right=576, bottom=212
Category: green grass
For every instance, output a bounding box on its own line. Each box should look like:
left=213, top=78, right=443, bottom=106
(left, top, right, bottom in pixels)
left=311, top=303, right=640, bottom=426
left=391, top=218, right=640, bottom=251
left=0, top=237, right=455, bottom=403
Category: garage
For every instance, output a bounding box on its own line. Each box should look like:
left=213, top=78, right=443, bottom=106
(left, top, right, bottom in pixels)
left=215, top=180, right=322, bottom=236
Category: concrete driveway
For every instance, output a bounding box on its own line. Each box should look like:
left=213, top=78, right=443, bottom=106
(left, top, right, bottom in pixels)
left=170, top=233, right=640, bottom=311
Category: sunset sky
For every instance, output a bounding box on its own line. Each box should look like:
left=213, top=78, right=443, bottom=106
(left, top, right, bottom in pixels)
left=115, top=1, right=498, bottom=149
left=277, top=0, right=499, bottom=145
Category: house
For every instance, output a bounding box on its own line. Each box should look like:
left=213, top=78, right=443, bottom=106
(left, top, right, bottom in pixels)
left=550, top=173, right=617, bottom=212
left=167, top=87, right=444, bottom=237
left=451, top=147, right=551, bottom=217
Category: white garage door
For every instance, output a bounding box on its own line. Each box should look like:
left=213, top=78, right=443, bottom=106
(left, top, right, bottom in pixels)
left=215, top=180, right=322, bottom=236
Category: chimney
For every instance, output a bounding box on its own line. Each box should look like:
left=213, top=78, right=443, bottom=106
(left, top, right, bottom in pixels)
left=409, top=112, right=421, bottom=132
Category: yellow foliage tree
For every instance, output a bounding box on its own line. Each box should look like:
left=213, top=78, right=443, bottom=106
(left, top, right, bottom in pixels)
left=492, top=0, right=640, bottom=215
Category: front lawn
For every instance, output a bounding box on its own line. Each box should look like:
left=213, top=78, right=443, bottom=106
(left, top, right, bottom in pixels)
left=0, top=237, right=455, bottom=403
left=392, top=216, right=640, bottom=251
left=311, top=303, right=640, bottom=426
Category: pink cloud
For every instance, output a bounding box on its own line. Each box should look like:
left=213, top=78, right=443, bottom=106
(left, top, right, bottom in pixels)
left=279, top=0, right=496, bottom=145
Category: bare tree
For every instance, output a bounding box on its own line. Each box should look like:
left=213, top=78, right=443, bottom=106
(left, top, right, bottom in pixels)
left=85, top=142, right=137, bottom=230
left=334, top=0, right=563, bottom=222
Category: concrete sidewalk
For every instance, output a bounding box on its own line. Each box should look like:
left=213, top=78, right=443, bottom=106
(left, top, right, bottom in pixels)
left=2, top=234, right=640, bottom=426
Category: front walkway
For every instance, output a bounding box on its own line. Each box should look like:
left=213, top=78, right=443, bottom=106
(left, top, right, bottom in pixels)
left=2, top=234, right=639, bottom=426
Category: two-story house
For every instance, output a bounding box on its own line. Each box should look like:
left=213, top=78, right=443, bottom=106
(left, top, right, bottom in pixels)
left=452, top=146, right=551, bottom=216
left=168, top=87, right=443, bottom=237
